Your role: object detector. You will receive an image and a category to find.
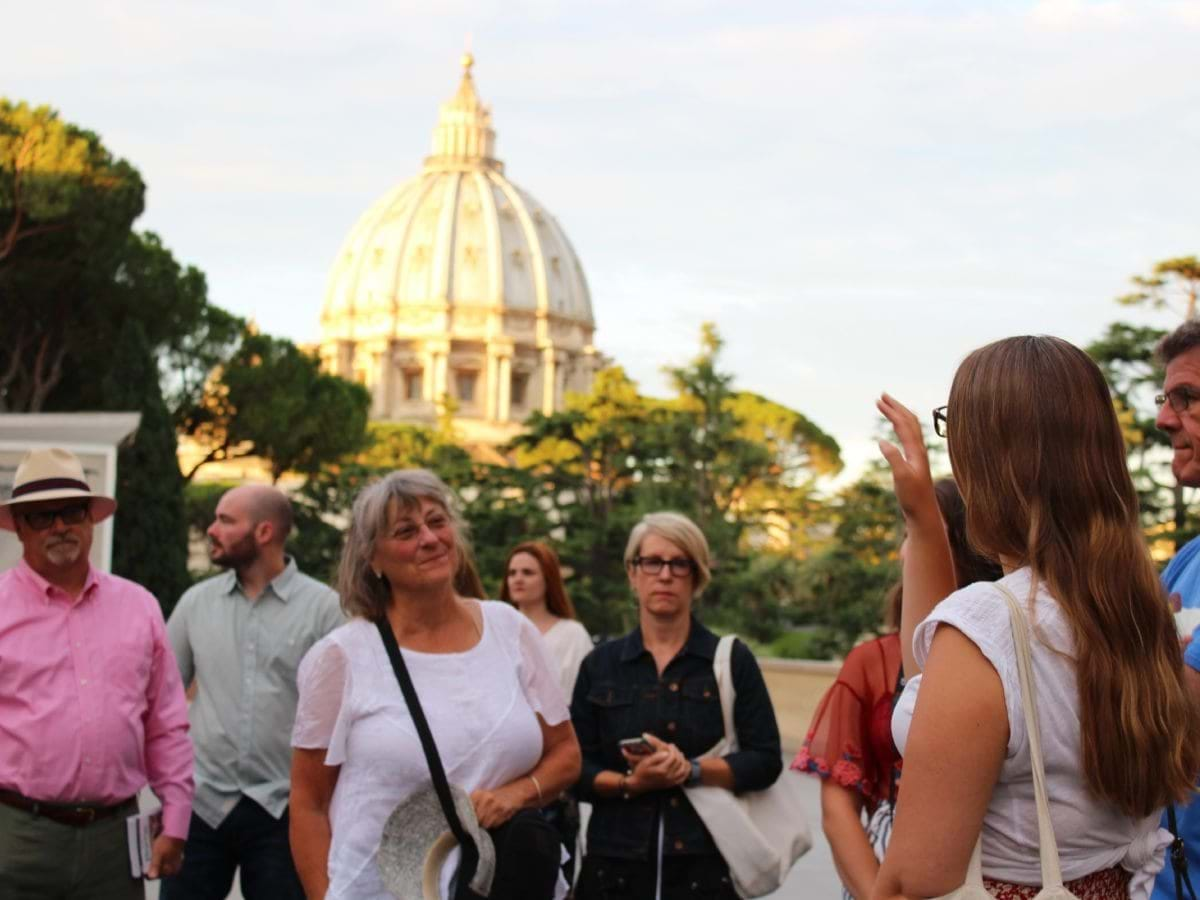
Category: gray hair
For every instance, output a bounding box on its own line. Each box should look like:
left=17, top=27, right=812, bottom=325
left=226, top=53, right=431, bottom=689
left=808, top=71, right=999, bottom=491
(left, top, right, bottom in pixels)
left=623, top=511, right=713, bottom=597
left=337, top=469, right=468, bottom=621
left=1158, top=320, right=1200, bottom=365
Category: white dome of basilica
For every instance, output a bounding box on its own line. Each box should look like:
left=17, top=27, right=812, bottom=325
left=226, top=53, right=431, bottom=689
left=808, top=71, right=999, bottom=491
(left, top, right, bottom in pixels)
left=318, top=54, right=599, bottom=443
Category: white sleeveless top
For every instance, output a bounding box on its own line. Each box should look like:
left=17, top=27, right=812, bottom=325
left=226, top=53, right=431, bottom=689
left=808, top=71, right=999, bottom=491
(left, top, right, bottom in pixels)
left=292, top=601, right=571, bottom=900
left=892, top=569, right=1169, bottom=898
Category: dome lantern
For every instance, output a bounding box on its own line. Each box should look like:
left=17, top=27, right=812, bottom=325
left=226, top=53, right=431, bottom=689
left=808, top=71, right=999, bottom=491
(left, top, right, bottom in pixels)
left=425, top=52, right=501, bottom=173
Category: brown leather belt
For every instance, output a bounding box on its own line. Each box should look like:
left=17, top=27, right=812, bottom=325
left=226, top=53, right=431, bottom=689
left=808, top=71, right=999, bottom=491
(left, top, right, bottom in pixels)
left=0, top=789, right=133, bottom=827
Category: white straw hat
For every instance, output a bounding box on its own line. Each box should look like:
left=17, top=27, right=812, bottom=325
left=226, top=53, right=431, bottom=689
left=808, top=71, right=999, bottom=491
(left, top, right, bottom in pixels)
left=0, top=448, right=117, bottom=532
left=377, top=783, right=495, bottom=900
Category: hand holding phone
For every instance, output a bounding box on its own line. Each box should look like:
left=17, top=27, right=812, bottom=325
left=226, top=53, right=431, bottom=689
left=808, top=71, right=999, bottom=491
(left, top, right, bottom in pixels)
left=618, top=736, right=655, bottom=756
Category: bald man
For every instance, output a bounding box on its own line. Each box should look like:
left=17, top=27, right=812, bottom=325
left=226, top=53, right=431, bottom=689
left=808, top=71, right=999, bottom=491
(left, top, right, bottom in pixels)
left=163, top=486, right=343, bottom=900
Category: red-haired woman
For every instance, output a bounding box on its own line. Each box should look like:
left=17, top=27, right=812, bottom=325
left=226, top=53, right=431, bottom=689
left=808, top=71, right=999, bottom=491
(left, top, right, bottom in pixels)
left=501, top=540, right=594, bottom=883
left=501, top=541, right=593, bottom=698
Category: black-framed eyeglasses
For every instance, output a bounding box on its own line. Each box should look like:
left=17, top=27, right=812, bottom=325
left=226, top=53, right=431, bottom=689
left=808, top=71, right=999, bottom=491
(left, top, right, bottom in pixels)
left=933, top=406, right=948, bottom=439
left=1157, top=387, right=1199, bottom=414
left=633, top=556, right=695, bottom=577
left=20, top=503, right=91, bottom=532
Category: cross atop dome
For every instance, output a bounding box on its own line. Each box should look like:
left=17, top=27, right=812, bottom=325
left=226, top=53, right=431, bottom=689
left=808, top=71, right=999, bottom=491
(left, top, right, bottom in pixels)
left=426, top=52, right=501, bottom=172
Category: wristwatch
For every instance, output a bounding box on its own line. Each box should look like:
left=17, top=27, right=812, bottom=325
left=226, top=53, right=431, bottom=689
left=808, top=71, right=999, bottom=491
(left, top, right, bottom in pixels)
left=685, top=759, right=702, bottom=787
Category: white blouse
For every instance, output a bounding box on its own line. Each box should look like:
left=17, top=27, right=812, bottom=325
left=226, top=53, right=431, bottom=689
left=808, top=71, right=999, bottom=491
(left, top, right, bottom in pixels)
left=292, top=601, right=571, bottom=900
left=891, top=569, right=1169, bottom=899
left=540, top=618, right=593, bottom=699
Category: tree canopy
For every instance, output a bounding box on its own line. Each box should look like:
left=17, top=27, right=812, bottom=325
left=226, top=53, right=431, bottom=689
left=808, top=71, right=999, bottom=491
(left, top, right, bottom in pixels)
left=1087, top=255, right=1200, bottom=548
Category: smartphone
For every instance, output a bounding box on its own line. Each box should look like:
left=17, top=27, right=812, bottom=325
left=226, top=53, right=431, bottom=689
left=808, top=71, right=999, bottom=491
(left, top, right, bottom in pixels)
left=618, top=736, right=654, bottom=756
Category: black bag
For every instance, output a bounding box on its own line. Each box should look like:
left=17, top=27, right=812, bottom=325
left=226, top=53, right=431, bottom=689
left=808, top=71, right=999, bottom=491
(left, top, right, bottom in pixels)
left=375, top=620, right=561, bottom=900
left=1168, top=805, right=1198, bottom=900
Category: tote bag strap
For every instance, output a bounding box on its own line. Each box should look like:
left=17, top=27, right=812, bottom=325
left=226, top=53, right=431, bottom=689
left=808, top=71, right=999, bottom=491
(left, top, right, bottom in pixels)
left=713, top=635, right=739, bottom=754
left=994, top=584, right=1066, bottom=890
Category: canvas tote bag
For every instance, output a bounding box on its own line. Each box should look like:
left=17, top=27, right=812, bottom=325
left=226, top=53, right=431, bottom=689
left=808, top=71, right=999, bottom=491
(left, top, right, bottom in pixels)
left=684, top=635, right=812, bottom=898
left=932, top=584, right=1079, bottom=900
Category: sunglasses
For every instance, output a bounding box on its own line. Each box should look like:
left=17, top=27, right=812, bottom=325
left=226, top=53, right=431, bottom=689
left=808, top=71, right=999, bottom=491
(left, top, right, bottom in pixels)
left=20, top=503, right=91, bottom=532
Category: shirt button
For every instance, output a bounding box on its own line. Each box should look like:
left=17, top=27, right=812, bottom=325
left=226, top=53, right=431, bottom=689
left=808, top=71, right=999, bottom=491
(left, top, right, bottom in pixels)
left=674, top=839, right=684, bottom=850
left=667, top=721, right=677, bottom=733
left=670, top=797, right=680, bottom=807
left=80, top=679, right=87, bottom=685
left=668, top=683, right=679, bottom=692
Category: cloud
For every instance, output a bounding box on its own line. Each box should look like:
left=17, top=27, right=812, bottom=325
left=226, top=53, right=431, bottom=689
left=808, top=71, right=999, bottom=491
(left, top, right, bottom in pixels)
left=8, top=0, right=1200, bottom=480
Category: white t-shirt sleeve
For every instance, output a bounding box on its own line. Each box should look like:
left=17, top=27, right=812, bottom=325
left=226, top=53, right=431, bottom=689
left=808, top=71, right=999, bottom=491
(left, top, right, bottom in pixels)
left=556, top=620, right=593, bottom=699
left=892, top=582, right=1023, bottom=759
left=291, top=634, right=354, bottom=765
left=515, top=613, right=571, bottom=726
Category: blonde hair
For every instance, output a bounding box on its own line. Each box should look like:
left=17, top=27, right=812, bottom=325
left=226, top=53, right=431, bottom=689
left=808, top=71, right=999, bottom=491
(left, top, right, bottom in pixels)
left=948, top=335, right=1200, bottom=816
left=623, top=511, right=712, bottom=597
left=336, top=469, right=467, bottom=622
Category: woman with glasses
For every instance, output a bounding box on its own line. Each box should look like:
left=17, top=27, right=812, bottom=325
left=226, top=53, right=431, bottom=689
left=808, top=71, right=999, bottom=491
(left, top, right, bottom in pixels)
left=872, top=336, right=1200, bottom=900
left=570, top=511, right=783, bottom=900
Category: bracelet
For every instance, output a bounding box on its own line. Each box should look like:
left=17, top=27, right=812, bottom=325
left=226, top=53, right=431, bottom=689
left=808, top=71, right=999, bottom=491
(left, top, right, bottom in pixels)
left=618, top=774, right=631, bottom=800
left=528, top=773, right=544, bottom=804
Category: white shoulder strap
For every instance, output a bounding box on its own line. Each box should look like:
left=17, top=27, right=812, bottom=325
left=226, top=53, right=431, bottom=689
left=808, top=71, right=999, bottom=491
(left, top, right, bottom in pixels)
left=994, top=583, right=1067, bottom=891
left=713, top=634, right=738, bottom=753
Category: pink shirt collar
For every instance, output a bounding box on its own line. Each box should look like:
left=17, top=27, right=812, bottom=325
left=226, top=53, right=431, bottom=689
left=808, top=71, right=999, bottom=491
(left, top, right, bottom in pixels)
left=14, top=558, right=101, bottom=605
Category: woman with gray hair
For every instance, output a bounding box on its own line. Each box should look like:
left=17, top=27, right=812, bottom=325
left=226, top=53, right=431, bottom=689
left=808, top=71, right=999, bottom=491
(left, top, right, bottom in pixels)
left=289, top=469, right=581, bottom=899
left=571, top=511, right=783, bottom=899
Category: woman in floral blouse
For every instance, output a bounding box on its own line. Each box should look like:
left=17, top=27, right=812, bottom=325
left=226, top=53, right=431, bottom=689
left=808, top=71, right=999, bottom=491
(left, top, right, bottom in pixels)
left=793, top=479, right=1000, bottom=900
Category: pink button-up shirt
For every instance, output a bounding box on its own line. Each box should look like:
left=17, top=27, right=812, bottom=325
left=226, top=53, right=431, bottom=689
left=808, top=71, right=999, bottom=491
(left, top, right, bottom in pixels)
left=0, top=560, right=194, bottom=838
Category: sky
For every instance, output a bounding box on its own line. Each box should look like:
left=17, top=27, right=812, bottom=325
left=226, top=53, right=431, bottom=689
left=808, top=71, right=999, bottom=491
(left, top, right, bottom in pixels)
left=6, top=0, right=1200, bottom=481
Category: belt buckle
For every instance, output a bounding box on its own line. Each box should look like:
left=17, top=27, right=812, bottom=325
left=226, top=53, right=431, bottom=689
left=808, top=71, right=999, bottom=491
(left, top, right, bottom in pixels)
left=76, top=806, right=97, bottom=825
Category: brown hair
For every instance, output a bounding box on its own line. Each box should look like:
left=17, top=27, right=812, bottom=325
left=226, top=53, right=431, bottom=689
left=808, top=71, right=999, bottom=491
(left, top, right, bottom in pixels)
left=885, top=479, right=1002, bottom=630
left=948, top=335, right=1199, bottom=816
left=500, top=541, right=578, bottom=620
left=455, top=546, right=486, bottom=600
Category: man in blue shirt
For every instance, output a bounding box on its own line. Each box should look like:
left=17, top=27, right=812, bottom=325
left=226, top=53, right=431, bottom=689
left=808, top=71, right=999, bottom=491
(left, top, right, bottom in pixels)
left=1152, top=320, right=1200, bottom=900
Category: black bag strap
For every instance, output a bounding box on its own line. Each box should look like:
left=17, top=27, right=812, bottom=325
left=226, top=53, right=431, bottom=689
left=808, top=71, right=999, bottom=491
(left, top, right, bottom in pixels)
left=1169, top=804, right=1198, bottom=900
left=374, top=619, right=481, bottom=891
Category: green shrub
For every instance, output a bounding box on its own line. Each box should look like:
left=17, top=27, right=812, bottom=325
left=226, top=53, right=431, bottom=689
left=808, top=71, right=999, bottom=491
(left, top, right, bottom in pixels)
left=768, top=629, right=839, bottom=661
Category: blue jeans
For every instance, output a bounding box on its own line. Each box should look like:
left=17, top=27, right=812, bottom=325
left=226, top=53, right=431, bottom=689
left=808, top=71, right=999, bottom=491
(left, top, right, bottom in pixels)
left=159, top=798, right=302, bottom=900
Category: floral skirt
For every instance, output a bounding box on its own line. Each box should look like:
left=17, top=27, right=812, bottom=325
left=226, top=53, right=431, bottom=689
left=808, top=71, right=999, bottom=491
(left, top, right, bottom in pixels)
left=982, top=866, right=1129, bottom=899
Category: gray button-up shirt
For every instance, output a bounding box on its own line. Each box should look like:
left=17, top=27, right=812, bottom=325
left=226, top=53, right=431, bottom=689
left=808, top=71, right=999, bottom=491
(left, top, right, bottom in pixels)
left=167, top=558, right=343, bottom=828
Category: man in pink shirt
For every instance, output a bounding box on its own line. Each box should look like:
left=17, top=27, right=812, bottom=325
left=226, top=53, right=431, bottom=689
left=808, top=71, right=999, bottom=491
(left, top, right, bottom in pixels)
left=0, top=447, right=194, bottom=899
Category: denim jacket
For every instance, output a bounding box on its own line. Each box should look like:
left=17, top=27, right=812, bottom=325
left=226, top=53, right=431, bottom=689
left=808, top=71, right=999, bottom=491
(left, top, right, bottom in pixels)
left=570, top=617, right=782, bottom=861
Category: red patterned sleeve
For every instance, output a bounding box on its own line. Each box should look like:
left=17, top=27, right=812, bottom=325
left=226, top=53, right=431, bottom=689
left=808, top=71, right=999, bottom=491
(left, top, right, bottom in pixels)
left=791, top=635, right=897, bottom=809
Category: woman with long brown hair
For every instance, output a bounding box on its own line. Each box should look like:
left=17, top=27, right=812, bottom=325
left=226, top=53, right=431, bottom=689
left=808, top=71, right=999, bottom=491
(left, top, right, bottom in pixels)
left=872, top=336, right=1200, bottom=900
left=501, top=541, right=593, bottom=697
left=500, top=540, right=594, bottom=884
left=795, top=479, right=1002, bottom=899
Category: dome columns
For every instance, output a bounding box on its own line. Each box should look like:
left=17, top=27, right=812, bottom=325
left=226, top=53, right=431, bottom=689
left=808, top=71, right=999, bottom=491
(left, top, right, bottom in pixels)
left=540, top=346, right=573, bottom=415
left=425, top=339, right=452, bottom=407
left=486, top=339, right=515, bottom=423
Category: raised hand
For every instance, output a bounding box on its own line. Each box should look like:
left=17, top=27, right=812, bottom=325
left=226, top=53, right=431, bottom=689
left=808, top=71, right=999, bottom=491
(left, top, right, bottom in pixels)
left=876, top=393, right=937, bottom=523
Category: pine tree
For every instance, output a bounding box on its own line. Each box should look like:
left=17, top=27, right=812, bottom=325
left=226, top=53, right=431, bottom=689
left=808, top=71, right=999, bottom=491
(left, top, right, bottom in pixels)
left=102, top=320, right=190, bottom=616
